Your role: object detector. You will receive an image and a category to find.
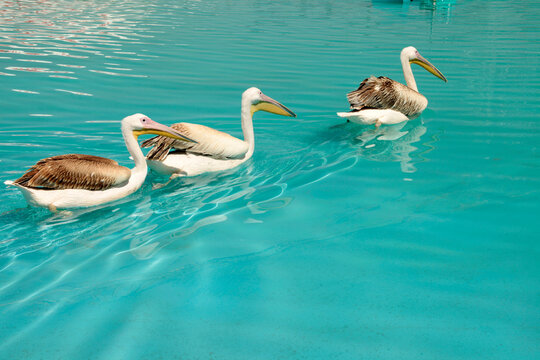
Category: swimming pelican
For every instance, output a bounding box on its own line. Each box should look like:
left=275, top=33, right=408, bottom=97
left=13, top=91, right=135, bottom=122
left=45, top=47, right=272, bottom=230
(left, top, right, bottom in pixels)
left=142, top=87, right=296, bottom=178
left=4, top=114, right=195, bottom=211
left=337, top=46, right=447, bottom=127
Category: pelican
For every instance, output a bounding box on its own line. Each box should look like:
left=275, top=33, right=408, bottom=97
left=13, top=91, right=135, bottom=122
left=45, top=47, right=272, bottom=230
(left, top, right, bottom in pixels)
left=337, top=46, right=447, bottom=127
left=4, top=114, right=195, bottom=211
left=141, top=87, right=296, bottom=178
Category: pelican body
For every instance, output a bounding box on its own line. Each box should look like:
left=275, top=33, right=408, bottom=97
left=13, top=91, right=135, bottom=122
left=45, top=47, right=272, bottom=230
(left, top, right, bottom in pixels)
left=142, top=87, right=296, bottom=178
left=4, top=114, right=195, bottom=211
left=337, top=46, right=447, bottom=126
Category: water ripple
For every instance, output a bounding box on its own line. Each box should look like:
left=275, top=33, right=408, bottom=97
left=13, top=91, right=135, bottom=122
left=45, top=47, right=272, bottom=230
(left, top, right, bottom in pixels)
left=0, top=0, right=155, bottom=98
left=54, top=88, right=92, bottom=96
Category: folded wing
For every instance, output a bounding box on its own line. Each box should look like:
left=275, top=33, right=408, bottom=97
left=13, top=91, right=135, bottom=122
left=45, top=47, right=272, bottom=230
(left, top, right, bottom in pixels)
left=14, top=154, right=131, bottom=190
left=142, top=123, right=249, bottom=161
left=347, top=76, right=426, bottom=116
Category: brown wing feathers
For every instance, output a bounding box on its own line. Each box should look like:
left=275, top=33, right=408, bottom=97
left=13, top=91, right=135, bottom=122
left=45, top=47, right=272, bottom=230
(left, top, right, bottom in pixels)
left=14, top=154, right=131, bottom=190
left=141, top=136, right=177, bottom=161
left=346, top=76, right=425, bottom=116
left=141, top=123, right=192, bottom=161
left=347, top=76, right=397, bottom=111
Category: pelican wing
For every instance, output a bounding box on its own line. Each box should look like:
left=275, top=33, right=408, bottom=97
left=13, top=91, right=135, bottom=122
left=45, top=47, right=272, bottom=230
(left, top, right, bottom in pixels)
left=347, top=76, right=426, bottom=116
left=14, top=154, right=131, bottom=190
left=142, top=123, right=248, bottom=161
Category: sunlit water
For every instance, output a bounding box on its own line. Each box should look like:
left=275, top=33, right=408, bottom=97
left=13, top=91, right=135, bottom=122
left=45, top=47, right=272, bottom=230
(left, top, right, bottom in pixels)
left=1, top=0, right=539, bottom=358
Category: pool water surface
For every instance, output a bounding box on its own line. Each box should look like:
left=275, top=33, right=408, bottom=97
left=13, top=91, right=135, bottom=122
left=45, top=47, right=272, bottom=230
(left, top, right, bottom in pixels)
left=0, top=0, right=539, bottom=359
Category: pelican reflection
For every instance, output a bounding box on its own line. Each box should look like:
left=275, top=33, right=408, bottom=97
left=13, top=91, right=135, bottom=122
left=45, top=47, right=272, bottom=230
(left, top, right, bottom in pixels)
left=352, top=119, right=433, bottom=173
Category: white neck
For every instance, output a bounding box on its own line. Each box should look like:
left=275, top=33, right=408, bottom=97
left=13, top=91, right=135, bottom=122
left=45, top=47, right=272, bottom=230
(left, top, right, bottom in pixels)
left=240, top=96, right=255, bottom=159
left=401, top=54, right=418, bottom=92
left=121, top=123, right=148, bottom=183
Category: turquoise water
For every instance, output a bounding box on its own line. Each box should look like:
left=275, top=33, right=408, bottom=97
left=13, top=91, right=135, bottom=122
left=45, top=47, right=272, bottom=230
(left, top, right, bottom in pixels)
left=1, top=0, right=539, bottom=358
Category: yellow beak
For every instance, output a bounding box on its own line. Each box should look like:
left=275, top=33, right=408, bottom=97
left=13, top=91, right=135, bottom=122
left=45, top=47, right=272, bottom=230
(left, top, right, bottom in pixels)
left=410, top=53, right=447, bottom=82
left=251, top=93, right=297, bottom=117
left=132, top=121, right=196, bottom=143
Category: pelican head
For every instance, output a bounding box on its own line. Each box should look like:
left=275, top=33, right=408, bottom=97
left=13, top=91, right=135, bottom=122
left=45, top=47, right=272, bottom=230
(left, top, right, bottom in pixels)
left=244, top=87, right=297, bottom=117
left=123, top=113, right=196, bottom=142
left=401, top=46, right=447, bottom=82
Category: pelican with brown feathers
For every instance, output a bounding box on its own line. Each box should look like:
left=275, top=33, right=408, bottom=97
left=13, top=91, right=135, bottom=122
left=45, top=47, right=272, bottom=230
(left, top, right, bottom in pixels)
left=337, top=46, right=447, bottom=126
left=142, top=87, right=296, bottom=178
left=4, top=114, right=195, bottom=211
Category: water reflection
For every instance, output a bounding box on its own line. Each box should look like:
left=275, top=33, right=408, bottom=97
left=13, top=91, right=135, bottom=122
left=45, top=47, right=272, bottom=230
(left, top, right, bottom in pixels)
left=353, top=119, right=429, bottom=173
left=330, top=118, right=436, bottom=174
left=409, top=0, right=457, bottom=10
left=0, top=0, right=153, bottom=93
left=371, top=0, right=456, bottom=23
left=404, top=0, right=456, bottom=24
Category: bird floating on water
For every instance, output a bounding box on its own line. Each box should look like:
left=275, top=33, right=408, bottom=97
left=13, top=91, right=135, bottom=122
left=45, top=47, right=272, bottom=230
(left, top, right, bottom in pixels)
left=4, top=114, right=195, bottom=211
left=337, top=46, right=447, bottom=127
left=142, top=87, right=296, bottom=178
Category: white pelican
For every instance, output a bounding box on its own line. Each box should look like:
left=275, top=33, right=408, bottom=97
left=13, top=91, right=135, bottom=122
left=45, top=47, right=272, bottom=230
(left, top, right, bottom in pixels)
left=4, top=114, right=195, bottom=211
left=337, top=46, right=447, bottom=127
left=142, top=87, right=296, bottom=178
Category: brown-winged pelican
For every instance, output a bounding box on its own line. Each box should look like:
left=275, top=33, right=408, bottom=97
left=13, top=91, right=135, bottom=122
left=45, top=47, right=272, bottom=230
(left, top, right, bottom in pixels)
left=337, top=46, right=447, bottom=126
left=4, top=114, right=195, bottom=211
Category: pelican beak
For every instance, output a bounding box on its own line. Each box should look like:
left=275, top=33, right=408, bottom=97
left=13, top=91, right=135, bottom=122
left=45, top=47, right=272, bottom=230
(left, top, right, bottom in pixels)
left=410, top=53, right=447, bottom=82
left=133, top=120, right=197, bottom=143
left=252, top=93, right=297, bottom=117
